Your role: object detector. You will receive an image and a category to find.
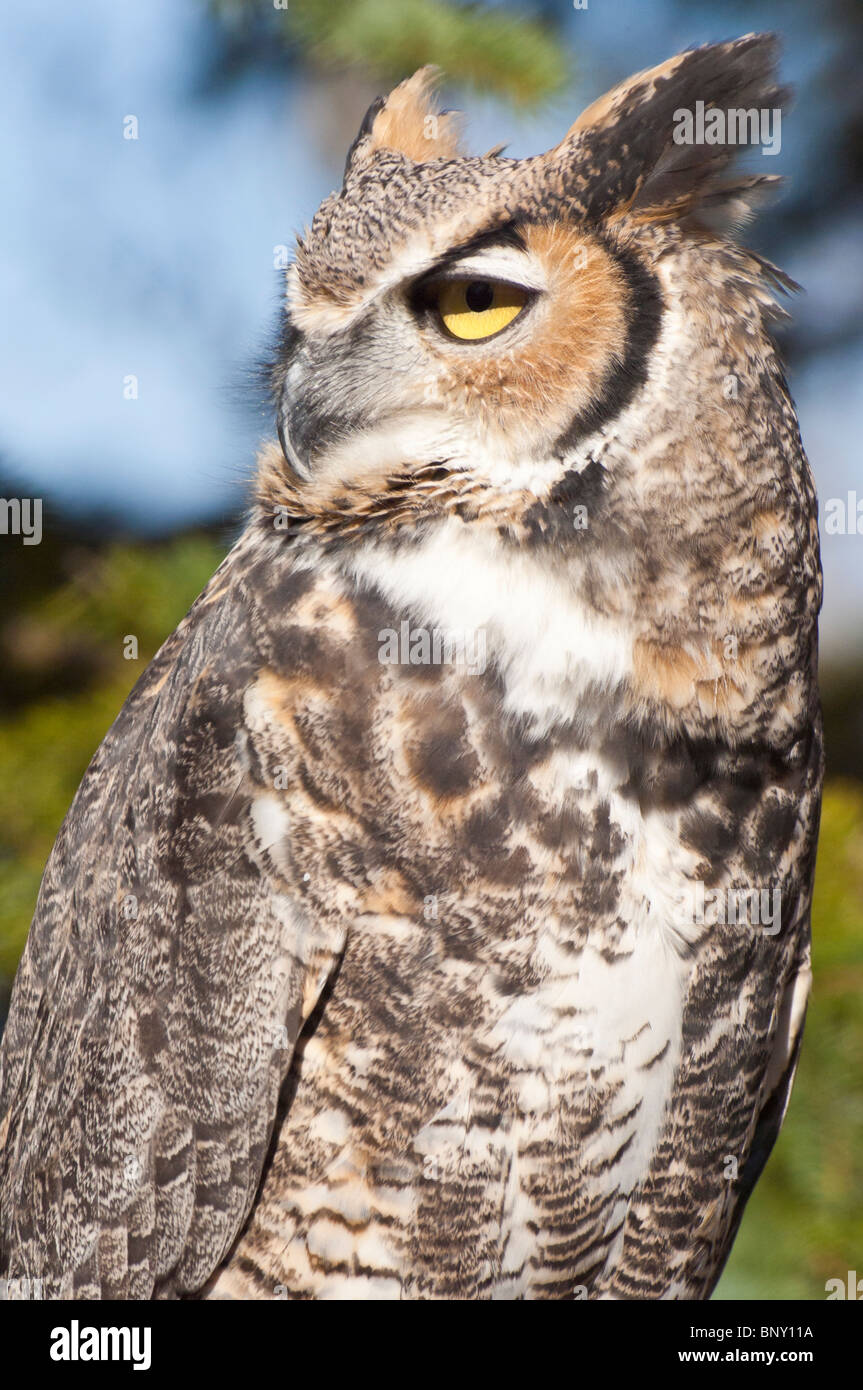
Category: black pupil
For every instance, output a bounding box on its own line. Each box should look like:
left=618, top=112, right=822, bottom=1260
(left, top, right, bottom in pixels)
left=465, top=280, right=494, bottom=312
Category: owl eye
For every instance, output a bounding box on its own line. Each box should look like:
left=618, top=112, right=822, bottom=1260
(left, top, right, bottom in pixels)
left=434, top=278, right=529, bottom=341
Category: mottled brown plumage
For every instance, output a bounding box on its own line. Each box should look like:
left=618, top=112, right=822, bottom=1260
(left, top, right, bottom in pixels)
left=1, top=35, right=821, bottom=1300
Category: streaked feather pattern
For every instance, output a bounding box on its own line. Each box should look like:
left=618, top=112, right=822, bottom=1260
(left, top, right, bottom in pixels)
left=1, top=34, right=822, bottom=1299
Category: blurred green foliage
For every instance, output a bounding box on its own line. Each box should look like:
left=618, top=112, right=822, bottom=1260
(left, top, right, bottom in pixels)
left=209, top=0, right=568, bottom=105
left=0, top=524, right=860, bottom=1300
left=0, top=533, right=225, bottom=978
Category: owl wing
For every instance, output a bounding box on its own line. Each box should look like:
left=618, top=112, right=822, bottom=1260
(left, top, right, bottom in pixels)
left=592, top=718, right=823, bottom=1301
left=0, top=549, right=343, bottom=1299
left=705, top=949, right=811, bottom=1278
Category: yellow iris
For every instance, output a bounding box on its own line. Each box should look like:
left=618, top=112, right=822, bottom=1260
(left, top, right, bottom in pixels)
left=436, top=279, right=528, bottom=341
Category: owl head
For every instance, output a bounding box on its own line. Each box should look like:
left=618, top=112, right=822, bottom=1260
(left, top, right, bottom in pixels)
left=262, top=33, right=794, bottom=532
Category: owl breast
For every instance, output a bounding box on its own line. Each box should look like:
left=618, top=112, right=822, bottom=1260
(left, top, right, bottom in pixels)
left=205, top=535, right=715, bottom=1299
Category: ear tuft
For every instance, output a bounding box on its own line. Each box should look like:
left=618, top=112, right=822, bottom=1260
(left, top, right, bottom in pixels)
left=557, top=34, right=790, bottom=231
left=344, top=67, right=464, bottom=176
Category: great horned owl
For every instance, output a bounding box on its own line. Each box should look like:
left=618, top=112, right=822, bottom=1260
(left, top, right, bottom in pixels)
left=0, top=34, right=822, bottom=1300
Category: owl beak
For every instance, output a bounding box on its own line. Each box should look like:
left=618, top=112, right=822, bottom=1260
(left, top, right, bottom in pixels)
left=277, top=404, right=313, bottom=483
left=278, top=354, right=371, bottom=483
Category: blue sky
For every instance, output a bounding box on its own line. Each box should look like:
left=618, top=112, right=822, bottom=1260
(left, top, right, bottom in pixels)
left=1, top=0, right=860, bottom=659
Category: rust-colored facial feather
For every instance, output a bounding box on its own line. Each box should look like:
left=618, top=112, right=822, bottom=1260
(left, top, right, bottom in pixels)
left=358, top=66, right=464, bottom=164
left=431, top=224, right=628, bottom=442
